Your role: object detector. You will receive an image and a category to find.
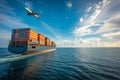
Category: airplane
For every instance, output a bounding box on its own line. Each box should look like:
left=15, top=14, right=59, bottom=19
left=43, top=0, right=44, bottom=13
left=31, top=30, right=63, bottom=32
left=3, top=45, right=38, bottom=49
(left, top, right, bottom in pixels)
left=25, top=7, right=40, bottom=18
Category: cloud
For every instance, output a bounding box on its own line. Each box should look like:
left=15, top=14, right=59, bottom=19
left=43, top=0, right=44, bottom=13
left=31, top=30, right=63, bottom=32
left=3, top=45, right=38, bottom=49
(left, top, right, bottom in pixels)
left=0, top=29, right=11, bottom=39
left=80, top=18, right=84, bottom=22
left=0, top=13, right=30, bottom=29
left=79, top=38, right=101, bottom=46
left=66, top=1, right=72, bottom=9
left=60, top=37, right=120, bottom=47
left=40, top=21, right=62, bottom=40
left=86, top=6, right=92, bottom=13
left=95, top=14, right=120, bottom=34
left=71, top=0, right=120, bottom=47
left=0, top=0, right=15, bottom=16
left=24, top=1, right=33, bottom=9
left=55, top=35, right=120, bottom=47
left=0, top=28, right=12, bottom=47
left=74, top=22, right=94, bottom=36
left=102, top=31, right=120, bottom=39
left=73, top=0, right=111, bottom=36
left=0, top=0, right=31, bottom=29
left=56, top=37, right=102, bottom=47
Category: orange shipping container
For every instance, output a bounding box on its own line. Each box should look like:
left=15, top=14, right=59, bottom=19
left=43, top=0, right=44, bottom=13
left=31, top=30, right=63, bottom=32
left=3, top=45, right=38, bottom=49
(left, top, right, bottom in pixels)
left=29, top=30, right=38, bottom=40
left=38, top=34, right=46, bottom=45
left=45, top=38, right=50, bottom=46
left=47, top=40, right=49, bottom=46
left=49, top=40, right=52, bottom=46
left=38, top=34, right=45, bottom=41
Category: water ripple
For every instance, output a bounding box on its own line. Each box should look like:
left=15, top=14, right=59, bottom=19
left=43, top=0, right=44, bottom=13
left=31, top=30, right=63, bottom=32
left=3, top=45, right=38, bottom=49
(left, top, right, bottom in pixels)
left=0, top=48, right=120, bottom=80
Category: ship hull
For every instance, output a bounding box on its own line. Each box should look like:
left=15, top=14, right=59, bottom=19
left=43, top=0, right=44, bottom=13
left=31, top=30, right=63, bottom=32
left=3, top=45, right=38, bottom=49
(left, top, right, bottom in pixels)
left=8, top=45, right=56, bottom=54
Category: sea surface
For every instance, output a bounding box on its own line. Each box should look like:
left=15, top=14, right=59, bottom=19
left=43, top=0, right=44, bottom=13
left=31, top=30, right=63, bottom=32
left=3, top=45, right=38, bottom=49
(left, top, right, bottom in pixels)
left=0, top=48, right=120, bottom=80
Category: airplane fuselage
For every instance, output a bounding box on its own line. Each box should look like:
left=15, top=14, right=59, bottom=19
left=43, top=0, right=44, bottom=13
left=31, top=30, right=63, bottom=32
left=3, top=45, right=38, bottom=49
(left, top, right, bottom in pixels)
left=25, top=7, right=39, bottom=18
left=27, top=13, right=34, bottom=15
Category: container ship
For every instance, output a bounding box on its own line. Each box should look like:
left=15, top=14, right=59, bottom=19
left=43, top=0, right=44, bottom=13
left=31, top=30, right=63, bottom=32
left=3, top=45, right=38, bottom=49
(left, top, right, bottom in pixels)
left=8, top=28, right=56, bottom=54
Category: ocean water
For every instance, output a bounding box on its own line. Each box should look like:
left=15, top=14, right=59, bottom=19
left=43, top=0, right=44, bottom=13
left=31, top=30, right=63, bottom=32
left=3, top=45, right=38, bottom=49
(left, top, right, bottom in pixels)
left=0, top=48, right=120, bottom=80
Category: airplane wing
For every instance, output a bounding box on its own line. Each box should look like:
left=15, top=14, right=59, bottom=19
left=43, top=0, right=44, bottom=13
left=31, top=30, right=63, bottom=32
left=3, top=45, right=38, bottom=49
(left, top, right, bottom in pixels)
left=34, top=14, right=39, bottom=18
left=25, top=7, right=32, bottom=13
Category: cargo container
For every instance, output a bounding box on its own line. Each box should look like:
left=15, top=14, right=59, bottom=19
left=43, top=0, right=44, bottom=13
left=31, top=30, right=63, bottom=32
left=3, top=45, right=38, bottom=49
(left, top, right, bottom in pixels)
left=45, top=37, right=49, bottom=46
left=8, top=28, right=56, bottom=54
left=11, top=28, right=38, bottom=41
left=38, top=34, right=45, bottom=46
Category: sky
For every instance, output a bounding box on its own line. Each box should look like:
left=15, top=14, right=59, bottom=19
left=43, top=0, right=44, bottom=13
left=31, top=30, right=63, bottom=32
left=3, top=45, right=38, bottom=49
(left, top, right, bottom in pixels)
left=0, top=0, right=120, bottom=47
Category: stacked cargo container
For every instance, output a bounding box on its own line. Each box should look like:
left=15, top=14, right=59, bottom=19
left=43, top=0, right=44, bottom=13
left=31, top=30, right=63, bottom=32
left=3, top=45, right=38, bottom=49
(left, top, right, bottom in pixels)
left=49, top=40, right=52, bottom=46
left=45, top=37, right=49, bottom=46
left=38, top=34, right=46, bottom=46
left=29, top=30, right=38, bottom=41
left=52, top=42, right=56, bottom=46
left=10, top=28, right=38, bottom=47
left=51, top=41, right=53, bottom=46
left=12, top=28, right=38, bottom=41
left=9, top=28, right=56, bottom=47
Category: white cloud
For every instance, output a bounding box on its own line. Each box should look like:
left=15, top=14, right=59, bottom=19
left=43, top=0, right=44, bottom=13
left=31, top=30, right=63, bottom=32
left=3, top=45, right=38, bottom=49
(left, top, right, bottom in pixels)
left=82, top=38, right=100, bottom=43
left=0, top=29, right=11, bottom=39
left=102, top=31, right=120, bottom=38
left=73, top=0, right=111, bottom=36
left=80, top=18, right=84, bottom=22
left=0, top=0, right=31, bottom=29
left=79, top=38, right=101, bottom=46
left=73, top=0, right=120, bottom=38
left=40, top=21, right=62, bottom=40
left=0, top=13, right=30, bottom=28
left=95, top=14, right=120, bottom=34
left=0, top=0, right=15, bottom=16
left=56, top=36, right=120, bottom=47
left=24, top=1, right=33, bottom=9
left=56, top=37, right=102, bottom=47
left=66, top=1, right=72, bottom=9
left=74, top=22, right=94, bottom=36
left=71, top=0, right=120, bottom=47
left=102, top=0, right=111, bottom=8
left=0, top=29, right=11, bottom=47
left=86, top=6, right=92, bottom=13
